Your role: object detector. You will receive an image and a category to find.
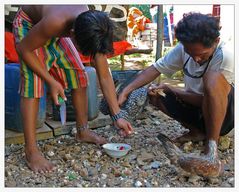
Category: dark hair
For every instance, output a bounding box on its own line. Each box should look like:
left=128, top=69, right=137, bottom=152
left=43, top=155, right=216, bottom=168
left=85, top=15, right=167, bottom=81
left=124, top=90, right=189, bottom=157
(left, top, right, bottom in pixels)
left=74, top=10, right=114, bottom=58
left=175, top=12, right=220, bottom=47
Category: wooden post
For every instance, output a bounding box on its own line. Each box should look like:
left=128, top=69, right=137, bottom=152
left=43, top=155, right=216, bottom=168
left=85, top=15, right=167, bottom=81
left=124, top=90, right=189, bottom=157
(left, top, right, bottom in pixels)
left=156, top=5, right=164, bottom=83
left=156, top=5, right=164, bottom=61
left=120, top=54, right=125, bottom=70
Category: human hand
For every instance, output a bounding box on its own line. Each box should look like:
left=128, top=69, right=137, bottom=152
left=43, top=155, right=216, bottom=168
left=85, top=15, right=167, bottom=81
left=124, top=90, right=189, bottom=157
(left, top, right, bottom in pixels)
left=49, top=79, right=67, bottom=105
left=148, top=83, right=172, bottom=96
left=114, top=118, right=133, bottom=137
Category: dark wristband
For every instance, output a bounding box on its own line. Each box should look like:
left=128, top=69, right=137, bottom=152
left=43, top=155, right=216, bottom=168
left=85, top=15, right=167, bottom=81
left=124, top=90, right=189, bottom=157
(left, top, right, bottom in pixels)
left=111, top=111, right=123, bottom=122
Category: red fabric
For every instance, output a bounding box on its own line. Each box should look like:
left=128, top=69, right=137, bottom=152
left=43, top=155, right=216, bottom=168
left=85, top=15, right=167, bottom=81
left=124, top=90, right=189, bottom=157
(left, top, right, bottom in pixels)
left=5, top=32, right=19, bottom=63
left=79, top=40, right=132, bottom=63
left=4, top=31, right=132, bottom=64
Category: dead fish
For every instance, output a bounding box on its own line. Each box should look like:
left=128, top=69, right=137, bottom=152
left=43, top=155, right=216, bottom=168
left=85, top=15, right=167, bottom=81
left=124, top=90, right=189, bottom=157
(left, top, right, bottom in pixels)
left=99, top=81, right=148, bottom=122
left=157, top=133, right=224, bottom=177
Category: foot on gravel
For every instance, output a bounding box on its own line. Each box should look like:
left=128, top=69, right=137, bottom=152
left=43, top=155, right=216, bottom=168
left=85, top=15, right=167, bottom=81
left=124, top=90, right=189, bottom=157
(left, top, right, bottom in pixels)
left=75, top=128, right=107, bottom=145
left=25, top=149, right=54, bottom=173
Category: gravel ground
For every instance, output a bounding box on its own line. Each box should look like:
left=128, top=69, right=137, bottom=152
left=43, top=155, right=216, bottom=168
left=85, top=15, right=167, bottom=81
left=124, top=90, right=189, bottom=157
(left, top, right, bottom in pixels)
left=5, top=105, right=234, bottom=188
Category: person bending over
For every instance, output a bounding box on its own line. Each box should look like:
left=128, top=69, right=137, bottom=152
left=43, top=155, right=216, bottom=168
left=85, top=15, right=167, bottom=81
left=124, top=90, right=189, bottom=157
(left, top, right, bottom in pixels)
left=13, top=5, right=133, bottom=173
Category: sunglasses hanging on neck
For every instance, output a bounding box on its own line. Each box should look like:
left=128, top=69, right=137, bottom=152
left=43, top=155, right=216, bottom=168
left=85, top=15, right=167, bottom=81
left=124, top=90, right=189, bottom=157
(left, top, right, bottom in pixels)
left=183, top=55, right=213, bottom=78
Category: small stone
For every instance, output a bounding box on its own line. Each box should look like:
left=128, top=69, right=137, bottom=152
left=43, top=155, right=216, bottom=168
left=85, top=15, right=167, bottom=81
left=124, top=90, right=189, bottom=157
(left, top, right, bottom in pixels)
left=107, top=178, right=121, bottom=187
left=151, top=179, right=159, bottom=187
left=139, top=151, right=154, bottom=161
left=88, top=167, right=98, bottom=176
left=89, top=149, right=94, bottom=155
left=136, top=120, right=141, bottom=124
left=150, top=161, right=161, bottom=169
left=76, top=183, right=83, bottom=187
left=72, top=164, right=81, bottom=172
left=101, top=165, right=111, bottom=174
left=138, top=170, right=148, bottom=178
left=47, top=151, right=55, bottom=157
left=221, top=182, right=232, bottom=187
left=122, top=161, right=131, bottom=167
left=120, top=179, right=134, bottom=187
left=183, top=141, right=193, bottom=152
left=101, top=173, right=107, bottom=180
left=64, top=153, right=73, bottom=161
left=83, top=160, right=90, bottom=167
left=163, top=183, right=170, bottom=187
left=154, top=121, right=160, bottom=125
left=227, top=177, right=234, bottom=185
left=63, top=179, right=69, bottom=186
left=44, top=144, right=54, bottom=151
left=105, top=125, right=111, bottom=129
left=142, top=165, right=151, bottom=170
left=218, top=136, right=231, bottom=151
left=5, top=170, right=11, bottom=177
left=122, top=169, right=132, bottom=176
left=208, top=177, right=220, bottom=185
left=134, top=180, right=143, bottom=187
left=145, top=181, right=152, bottom=187
left=188, top=175, right=201, bottom=185
left=223, top=164, right=231, bottom=171
left=127, top=154, right=137, bottom=162
left=137, top=158, right=145, bottom=166
left=112, top=167, right=121, bottom=177
left=80, top=168, right=88, bottom=178
left=71, top=127, right=77, bottom=135
left=5, top=179, right=17, bottom=187
left=96, top=150, right=102, bottom=157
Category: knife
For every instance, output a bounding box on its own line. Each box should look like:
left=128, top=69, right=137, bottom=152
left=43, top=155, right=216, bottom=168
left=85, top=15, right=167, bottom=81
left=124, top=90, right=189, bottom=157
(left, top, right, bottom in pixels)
left=58, top=96, right=66, bottom=125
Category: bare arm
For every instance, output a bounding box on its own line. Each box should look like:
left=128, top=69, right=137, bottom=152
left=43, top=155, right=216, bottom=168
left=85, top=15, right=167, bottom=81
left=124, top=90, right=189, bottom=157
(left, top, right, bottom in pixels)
left=93, top=53, right=133, bottom=135
left=93, top=54, right=121, bottom=115
left=149, top=83, right=203, bottom=107
left=118, top=65, right=160, bottom=105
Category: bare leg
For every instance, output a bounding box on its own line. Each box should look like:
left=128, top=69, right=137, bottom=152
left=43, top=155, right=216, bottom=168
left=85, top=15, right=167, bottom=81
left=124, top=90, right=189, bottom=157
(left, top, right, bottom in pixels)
left=177, top=72, right=230, bottom=176
left=202, top=71, right=231, bottom=154
left=21, top=97, right=54, bottom=173
left=72, top=87, right=107, bottom=145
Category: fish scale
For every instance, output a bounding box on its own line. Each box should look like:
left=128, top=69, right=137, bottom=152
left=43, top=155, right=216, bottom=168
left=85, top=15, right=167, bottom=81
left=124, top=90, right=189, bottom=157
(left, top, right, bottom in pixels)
left=99, top=84, right=148, bottom=122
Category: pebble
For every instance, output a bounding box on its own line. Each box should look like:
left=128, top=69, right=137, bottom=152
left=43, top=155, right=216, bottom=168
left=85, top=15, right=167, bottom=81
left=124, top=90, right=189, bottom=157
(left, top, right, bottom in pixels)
left=163, top=183, right=170, bottom=187
left=150, top=161, right=161, bottom=169
left=218, top=136, right=231, bottom=151
left=80, top=168, right=88, bottom=178
left=221, top=182, right=232, bottom=187
left=64, top=153, right=73, bottom=161
left=183, top=141, right=193, bottom=152
left=47, top=151, right=55, bottom=157
left=134, top=180, right=143, bottom=187
left=188, top=175, right=201, bottom=185
left=208, top=177, right=220, bottom=185
left=227, top=177, right=234, bottom=185
left=88, top=167, right=98, bottom=177
left=101, top=173, right=107, bottom=180
left=4, top=106, right=234, bottom=187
